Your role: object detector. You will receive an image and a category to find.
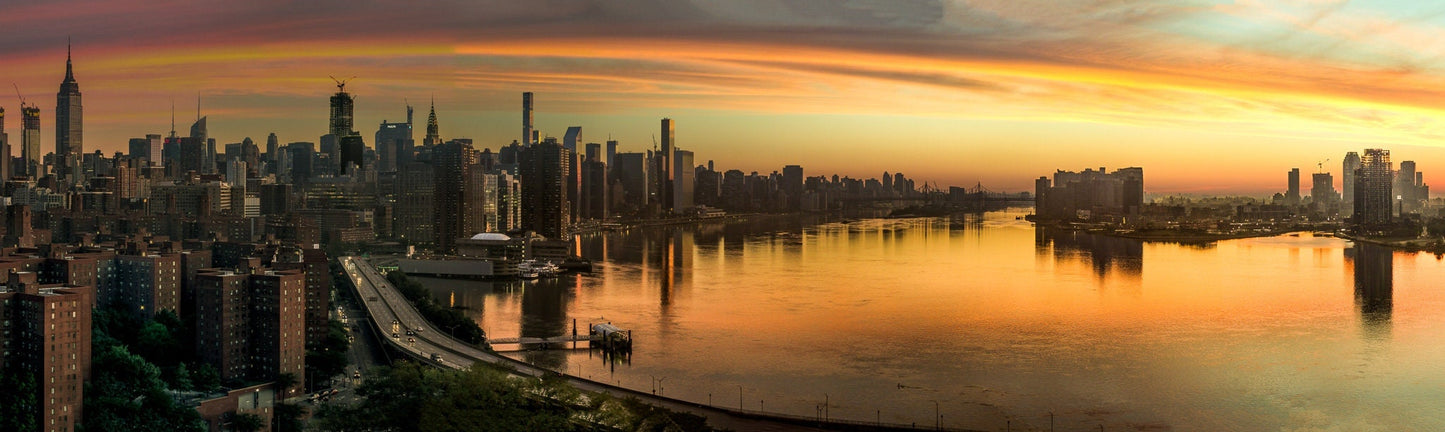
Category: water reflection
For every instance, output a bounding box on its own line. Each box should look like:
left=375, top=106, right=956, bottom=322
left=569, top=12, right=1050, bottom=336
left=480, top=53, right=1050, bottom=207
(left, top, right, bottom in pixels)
left=1034, top=227, right=1143, bottom=278
left=1346, top=243, right=1393, bottom=340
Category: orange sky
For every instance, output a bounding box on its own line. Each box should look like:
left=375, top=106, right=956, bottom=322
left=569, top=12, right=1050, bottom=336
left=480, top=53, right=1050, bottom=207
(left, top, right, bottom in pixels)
left=4, top=1, right=1445, bottom=195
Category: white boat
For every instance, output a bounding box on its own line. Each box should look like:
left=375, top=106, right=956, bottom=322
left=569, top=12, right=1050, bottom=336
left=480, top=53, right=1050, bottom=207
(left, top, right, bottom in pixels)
left=517, top=260, right=541, bottom=279
left=537, top=262, right=562, bottom=277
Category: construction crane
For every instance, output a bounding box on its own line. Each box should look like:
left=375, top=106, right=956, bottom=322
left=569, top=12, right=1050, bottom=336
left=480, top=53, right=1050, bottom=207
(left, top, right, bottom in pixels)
left=330, top=75, right=356, bottom=92
left=12, top=83, right=26, bottom=108
left=1317, top=158, right=1330, bottom=173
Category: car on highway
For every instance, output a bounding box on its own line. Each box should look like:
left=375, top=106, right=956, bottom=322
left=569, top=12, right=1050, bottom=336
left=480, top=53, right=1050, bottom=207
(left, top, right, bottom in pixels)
left=407, top=337, right=415, bottom=344
left=415, top=327, right=424, bottom=333
left=392, top=332, right=399, bottom=338
left=405, top=330, right=415, bottom=336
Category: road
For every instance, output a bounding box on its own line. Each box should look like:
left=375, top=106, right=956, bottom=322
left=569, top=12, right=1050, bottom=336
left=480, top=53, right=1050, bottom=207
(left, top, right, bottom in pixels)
left=340, top=256, right=837, bottom=432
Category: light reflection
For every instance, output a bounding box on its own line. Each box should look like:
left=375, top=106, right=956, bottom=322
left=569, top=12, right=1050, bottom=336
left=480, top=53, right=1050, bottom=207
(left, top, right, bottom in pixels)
left=1034, top=227, right=1143, bottom=279
left=1346, top=243, right=1393, bottom=341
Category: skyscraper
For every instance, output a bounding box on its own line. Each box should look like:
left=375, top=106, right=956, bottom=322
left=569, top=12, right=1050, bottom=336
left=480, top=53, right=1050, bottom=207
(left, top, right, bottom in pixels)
left=22, top=104, right=40, bottom=178
left=433, top=140, right=478, bottom=254
left=1342, top=151, right=1361, bottom=217
left=522, top=92, right=534, bottom=145
left=338, top=135, right=364, bottom=175
left=266, top=133, right=279, bottom=163
left=394, top=161, right=436, bottom=246
left=674, top=150, right=695, bottom=211
left=180, top=117, right=208, bottom=174
left=329, top=82, right=355, bottom=138
left=0, top=107, right=8, bottom=181
left=563, top=127, right=582, bottom=222
left=520, top=139, right=571, bottom=239
left=1285, top=168, right=1300, bottom=205
left=660, top=118, right=675, bottom=213
left=1396, top=160, right=1423, bottom=215
left=375, top=106, right=413, bottom=173
left=424, top=99, right=441, bottom=146
left=56, top=43, right=83, bottom=180
left=1353, top=149, right=1392, bottom=225
left=782, top=165, right=804, bottom=211
left=1311, top=172, right=1336, bottom=214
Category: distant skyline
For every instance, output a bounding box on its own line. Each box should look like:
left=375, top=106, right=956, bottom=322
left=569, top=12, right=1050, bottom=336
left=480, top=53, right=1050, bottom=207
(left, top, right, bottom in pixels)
left=5, top=1, right=1445, bottom=195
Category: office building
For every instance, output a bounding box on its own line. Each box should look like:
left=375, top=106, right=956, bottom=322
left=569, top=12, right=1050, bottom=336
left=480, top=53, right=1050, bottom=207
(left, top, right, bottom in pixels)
left=375, top=108, right=413, bottom=173
left=660, top=118, right=675, bottom=212
left=424, top=100, right=441, bottom=147
left=1342, top=152, right=1361, bottom=217
left=394, top=161, right=436, bottom=246
left=674, top=150, right=695, bottom=211
left=1285, top=168, right=1300, bottom=206
left=496, top=172, right=521, bottom=232
left=433, top=140, right=479, bottom=254
left=56, top=45, right=83, bottom=181
left=1396, top=160, right=1428, bottom=215
left=563, top=127, right=583, bottom=222
left=614, top=152, right=650, bottom=214
left=522, top=92, right=534, bottom=145
left=1311, top=172, right=1337, bottom=216
left=1353, top=149, right=1392, bottom=225
left=338, top=135, right=364, bottom=175
left=782, top=165, right=804, bottom=211
left=0, top=107, right=8, bottom=181
left=22, top=105, right=40, bottom=178
left=519, top=139, right=570, bottom=239
left=1034, top=167, right=1145, bottom=221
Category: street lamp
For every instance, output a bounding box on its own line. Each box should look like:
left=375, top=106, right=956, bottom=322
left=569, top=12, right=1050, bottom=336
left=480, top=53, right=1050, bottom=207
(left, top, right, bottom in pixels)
left=738, top=385, right=743, bottom=410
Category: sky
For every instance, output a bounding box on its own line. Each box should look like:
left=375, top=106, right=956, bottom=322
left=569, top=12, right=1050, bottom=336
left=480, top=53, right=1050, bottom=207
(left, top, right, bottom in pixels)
left=4, top=0, right=1445, bottom=196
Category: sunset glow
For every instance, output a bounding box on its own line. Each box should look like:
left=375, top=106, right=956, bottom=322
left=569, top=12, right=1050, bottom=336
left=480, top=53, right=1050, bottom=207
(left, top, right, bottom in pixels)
left=6, top=0, right=1445, bottom=193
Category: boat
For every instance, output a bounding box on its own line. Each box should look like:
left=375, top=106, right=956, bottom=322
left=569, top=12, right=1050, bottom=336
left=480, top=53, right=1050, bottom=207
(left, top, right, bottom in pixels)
left=517, top=260, right=541, bottom=279
left=537, top=262, right=562, bottom=277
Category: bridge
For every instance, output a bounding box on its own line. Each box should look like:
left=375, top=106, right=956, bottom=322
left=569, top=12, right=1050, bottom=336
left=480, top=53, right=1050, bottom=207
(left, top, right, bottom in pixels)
left=341, top=256, right=984, bottom=432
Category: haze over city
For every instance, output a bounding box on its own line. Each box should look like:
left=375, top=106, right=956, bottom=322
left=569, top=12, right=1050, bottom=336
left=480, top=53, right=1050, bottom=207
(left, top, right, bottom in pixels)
left=7, top=0, right=1445, bottom=193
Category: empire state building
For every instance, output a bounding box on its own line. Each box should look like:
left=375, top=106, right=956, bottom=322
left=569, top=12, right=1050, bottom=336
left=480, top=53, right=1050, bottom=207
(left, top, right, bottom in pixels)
left=56, top=43, right=83, bottom=179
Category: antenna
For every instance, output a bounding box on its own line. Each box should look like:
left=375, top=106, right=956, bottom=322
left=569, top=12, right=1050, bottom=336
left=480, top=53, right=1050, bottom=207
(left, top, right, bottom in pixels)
left=330, top=76, right=356, bottom=92
left=170, top=98, right=176, bottom=136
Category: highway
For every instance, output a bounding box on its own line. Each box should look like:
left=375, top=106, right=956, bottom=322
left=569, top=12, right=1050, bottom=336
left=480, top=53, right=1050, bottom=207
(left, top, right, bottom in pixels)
left=339, top=256, right=840, bottom=432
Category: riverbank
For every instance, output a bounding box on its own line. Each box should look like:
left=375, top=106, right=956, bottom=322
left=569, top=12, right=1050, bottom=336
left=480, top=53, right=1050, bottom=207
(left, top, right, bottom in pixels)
left=1338, top=233, right=1445, bottom=254
left=1031, top=220, right=1312, bottom=244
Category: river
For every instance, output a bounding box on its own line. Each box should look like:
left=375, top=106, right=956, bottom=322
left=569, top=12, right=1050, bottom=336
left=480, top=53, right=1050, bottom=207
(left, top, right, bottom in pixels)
left=416, top=208, right=1445, bottom=431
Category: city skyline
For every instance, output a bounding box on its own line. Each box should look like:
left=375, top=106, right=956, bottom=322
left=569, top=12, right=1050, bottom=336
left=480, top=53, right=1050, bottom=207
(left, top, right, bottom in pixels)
left=6, top=1, right=1445, bottom=194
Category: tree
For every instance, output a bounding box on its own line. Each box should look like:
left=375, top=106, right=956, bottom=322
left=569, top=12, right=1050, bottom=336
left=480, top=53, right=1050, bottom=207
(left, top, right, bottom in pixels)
left=224, top=412, right=265, bottom=432
left=83, top=345, right=206, bottom=432
left=273, top=403, right=306, bottom=432
left=193, top=363, right=222, bottom=393
left=306, top=319, right=352, bottom=391
left=275, top=372, right=298, bottom=397
left=0, top=365, right=39, bottom=432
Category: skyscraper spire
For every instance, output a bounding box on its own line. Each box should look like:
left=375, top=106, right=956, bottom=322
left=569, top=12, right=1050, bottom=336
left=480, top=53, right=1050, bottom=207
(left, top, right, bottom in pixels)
left=425, top=96, right=440, bottom=146
left=64, top=37, right=74, bottom=83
